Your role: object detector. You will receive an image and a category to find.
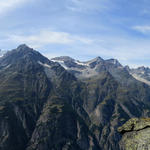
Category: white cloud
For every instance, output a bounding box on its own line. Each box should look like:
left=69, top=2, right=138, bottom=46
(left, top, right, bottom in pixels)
left=2, top=28, right=150, bottom=68
left=66, top=0, right=109, bottom=13
left=4, top=29, right=150, bottom=68
left=0, top=0, right=30, bottom=16
left=62, top=36, right=150, bottom=68
left=7, top=29, right=94, bottom=48
left=133, top=25, right=150, bottom=33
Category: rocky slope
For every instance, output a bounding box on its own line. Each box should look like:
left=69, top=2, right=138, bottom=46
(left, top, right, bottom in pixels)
left=51, top=56, right=124, bottom=81
left=0, top=45, right=101, bottom=150
left=129, top=66, right=150, bottom=85
left=0, top=45, right=150, bottom=150
left=52, top=56, right=150, bottom=87
left=118, top=118, right=150, bottom=150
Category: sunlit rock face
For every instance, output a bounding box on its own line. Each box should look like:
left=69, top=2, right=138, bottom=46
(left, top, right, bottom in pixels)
left=118, top=118, right=150, bottom=150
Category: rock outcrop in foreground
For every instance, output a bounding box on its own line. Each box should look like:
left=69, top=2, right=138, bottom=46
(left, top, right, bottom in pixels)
left=118, top=118, right=150, bottom=150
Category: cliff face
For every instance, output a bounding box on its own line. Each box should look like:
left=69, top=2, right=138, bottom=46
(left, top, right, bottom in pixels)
left=0, top=45, right=101, bottom=150
left=118, top=118, right=150, bottom=150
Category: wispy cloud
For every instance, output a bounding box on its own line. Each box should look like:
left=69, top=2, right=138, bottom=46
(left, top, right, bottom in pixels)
left=0, top=0, right=150, bottom=68
left=2, top=28, right=150, bottom=68
left=133, top=25, right=150, bottom=33
left=66, top=0, right=109, bottom=13
left=0, top=0, right=30, bottom=16
left=6, top=29, right=94, bottom=48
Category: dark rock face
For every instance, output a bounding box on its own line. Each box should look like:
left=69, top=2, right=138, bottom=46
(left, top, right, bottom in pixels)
left=0, top=45, right=100, bottom=150
left=118, top=118, right=150, bottom=150
left=1, top=45, right=150, bottom=150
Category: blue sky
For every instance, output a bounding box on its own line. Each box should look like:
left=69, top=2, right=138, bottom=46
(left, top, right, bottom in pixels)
left=0, top=0, right=150, bottom=67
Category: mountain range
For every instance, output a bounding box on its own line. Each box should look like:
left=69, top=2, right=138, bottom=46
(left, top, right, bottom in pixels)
left=51, top=56, right=150, bottom=86
left=0, top=44, right=150, bottom=150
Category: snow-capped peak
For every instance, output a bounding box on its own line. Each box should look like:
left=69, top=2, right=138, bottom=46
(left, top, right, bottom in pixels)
left=0, top=49, right=7, bottom=58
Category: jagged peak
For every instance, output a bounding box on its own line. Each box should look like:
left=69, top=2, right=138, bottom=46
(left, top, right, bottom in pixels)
left=124, top=65, right=130, bottom=71
left=17, top=44, right=29, bottom=48
left=137, top=66, right=148, bottom=70
left=93, top=56, right=103, bottom=61
left=51, top=56, right=75, bottom=62
left=85, top=56, right=103, bottom=64
left=105, top=58, right=122, bottom=67
left=16, top=44, right=32, bottom=51
left=0, top=44, right=54, bottom=67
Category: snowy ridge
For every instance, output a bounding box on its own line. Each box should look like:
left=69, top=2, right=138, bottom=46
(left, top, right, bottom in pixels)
left=51, top=59, right=68, bottom=69
left=38, top=61, right=51, bottom=68
left=0, top=50, right=6, bottom=58
left=75, top=60, right=89, bottom=66
left=51, top=56, right=150, bottom=86
left=131, top=73, right=150, bottom=86
left=50, top=56, right=123, bottom=79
